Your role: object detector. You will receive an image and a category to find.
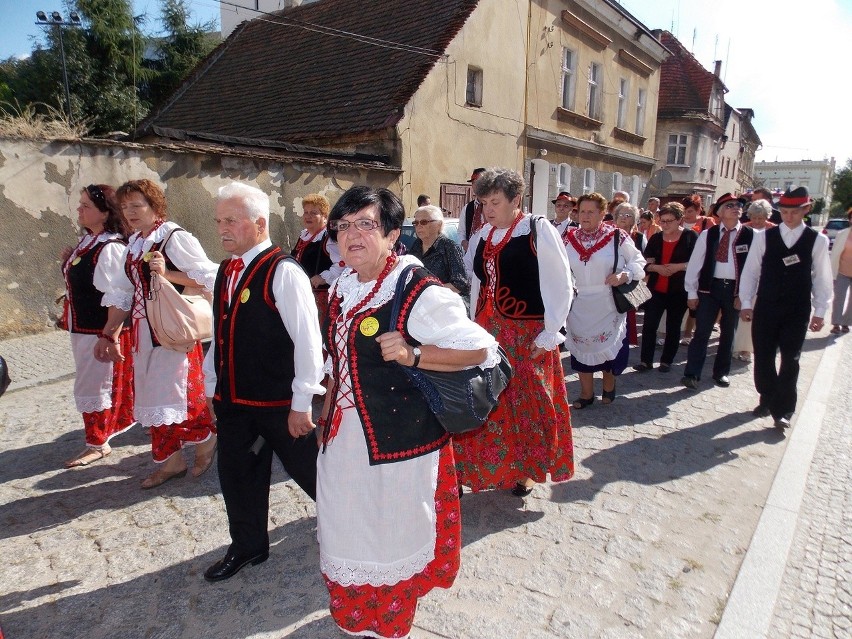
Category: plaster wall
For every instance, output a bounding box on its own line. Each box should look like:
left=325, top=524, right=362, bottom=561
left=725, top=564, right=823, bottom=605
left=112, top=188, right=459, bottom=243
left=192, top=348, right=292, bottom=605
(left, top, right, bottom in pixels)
left=397, top=0, right=529, bottom=213
left=0, top=138, right=396, bottom=338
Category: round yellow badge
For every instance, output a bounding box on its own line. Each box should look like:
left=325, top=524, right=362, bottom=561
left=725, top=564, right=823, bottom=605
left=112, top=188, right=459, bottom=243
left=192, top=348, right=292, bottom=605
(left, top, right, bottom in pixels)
left=240, top=289, right=251, bottom=304
left=71, top=257, right=81, bottom=266
left=142, top=252, right=153, bottom=262
left=359, top=316, right=379, bottom=337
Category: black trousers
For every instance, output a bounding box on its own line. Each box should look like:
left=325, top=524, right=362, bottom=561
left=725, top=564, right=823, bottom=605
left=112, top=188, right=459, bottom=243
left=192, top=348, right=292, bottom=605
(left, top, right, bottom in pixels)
left=214, top=403, right=318, bottom=557
left=752, top=302, right=810, bottom=420
left=639, top=289, right=688, bottom=366
left=684, top=279, right=739, bottom=380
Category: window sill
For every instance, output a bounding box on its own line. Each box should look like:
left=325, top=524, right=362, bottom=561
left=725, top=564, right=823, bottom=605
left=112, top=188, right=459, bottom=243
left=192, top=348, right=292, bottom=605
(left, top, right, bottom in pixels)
left=666, top=164, right=690, bottom=169
left=613, top=127, right=646, bottom=145
left=556, top=107, right=603, bottom=130
left=465, top=102, right=482, bottom=108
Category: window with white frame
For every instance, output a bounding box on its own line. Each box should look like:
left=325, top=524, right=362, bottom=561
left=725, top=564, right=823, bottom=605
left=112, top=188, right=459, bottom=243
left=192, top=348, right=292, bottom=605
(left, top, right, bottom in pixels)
left=635, top=88, right=646, bottom=136
left=558, top=163, right=572, bottom=192
left=583, top=168, right=596, bottom=193
left=561, top=48, right=576, bottom=110
left=586, top=62, right=601, bottom=120
left=466, top=66, right=483, bottom=106
left=616, top=78, right=628, bottom=129
left=667, top=134, right=688, bottom=165
left=612, top=172, right=623, bottom=195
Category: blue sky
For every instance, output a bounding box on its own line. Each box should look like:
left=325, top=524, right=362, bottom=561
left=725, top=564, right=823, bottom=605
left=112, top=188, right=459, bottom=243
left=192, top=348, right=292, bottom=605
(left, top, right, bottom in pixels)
left=2, top=0, right=850, bottom=167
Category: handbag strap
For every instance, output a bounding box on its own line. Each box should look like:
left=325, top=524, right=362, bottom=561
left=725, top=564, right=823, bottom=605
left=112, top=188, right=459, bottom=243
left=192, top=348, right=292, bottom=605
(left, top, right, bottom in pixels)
left=612, top=228, right=620, bottom=275
left=388, top=264, right=419, bottom=330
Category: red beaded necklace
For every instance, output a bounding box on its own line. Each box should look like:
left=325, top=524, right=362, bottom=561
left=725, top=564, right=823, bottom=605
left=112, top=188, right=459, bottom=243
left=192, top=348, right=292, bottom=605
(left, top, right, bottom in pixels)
left=482, top=212, right=524, bottom=261
left=343, top=254, right=397, bottom=321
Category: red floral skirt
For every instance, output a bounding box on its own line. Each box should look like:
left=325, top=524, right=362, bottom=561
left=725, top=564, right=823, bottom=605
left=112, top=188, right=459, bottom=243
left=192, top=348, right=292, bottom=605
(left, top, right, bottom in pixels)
left=323, top=444, right=461, bottom=638
left=453, top=302, right=574, bottom=491
left=150, top=342, right=216, bottom=462
left=82, top=330, right=135, bottom=447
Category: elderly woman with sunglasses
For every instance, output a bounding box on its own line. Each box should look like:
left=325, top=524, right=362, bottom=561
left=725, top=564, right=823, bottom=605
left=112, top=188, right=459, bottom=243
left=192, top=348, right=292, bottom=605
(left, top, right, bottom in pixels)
left=60, top=184, right=136, bottom=468
left=316, top=186, right=497, bottom=639
left=408, top=204, right=469, bottom=295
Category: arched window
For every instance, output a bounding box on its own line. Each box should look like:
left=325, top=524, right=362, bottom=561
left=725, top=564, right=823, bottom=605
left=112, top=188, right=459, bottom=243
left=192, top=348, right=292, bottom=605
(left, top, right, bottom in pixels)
left=612, top=172, right=622, bottom=196
left=557, top=164, right=572, bottom=193
left=583, top=168, right=596, bottom=194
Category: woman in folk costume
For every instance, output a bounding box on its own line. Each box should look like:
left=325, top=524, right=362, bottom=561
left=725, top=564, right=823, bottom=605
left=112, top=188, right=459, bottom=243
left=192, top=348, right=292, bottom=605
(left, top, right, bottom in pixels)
left=455, top=167, right=575, bottom=498
left=96, top=179, right=218, bottom=489
left=290, top=193, right=342, bottom=318
left=316, top=186, right=497, bottom=638
left=61, top=184, right=135, bottom=468
left=564, top=192, right=646, bottom=407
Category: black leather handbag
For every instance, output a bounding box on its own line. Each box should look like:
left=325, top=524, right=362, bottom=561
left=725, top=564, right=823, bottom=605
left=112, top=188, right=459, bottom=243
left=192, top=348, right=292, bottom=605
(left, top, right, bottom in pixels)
left=389, top=266, right=513, bottom=434
left=0, top=355, right=11, bottom=398
left=611, top=230, right=651, bottom=313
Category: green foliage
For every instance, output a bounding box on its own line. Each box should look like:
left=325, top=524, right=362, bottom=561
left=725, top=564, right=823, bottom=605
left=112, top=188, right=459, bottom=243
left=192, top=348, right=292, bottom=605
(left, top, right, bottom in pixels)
left=811, top=197, right=825, bottom=217
left=1, top=0, right=218, bottom=136
left=831, top=159, right=852, bottom=215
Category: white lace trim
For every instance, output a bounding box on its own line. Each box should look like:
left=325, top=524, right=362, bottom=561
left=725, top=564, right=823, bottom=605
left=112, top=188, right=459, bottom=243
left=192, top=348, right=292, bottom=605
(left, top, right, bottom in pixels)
left=333, top=254, right=423, bottom=316
left=570, top=322, right=627, bottom=366
left=534, top=330, right=565, bottom=351
left=135, top=405, right=186, bottom=428
left=320, top=543, right=435, bottom=587
left=127, top=223, right=174, bottom=259
left=186, top=268, right=217, bottom=291
left=102, top=290, right=132, bottom=311
left=76, top=394, right=112, bottom=414
left=432, top=336, right=501, bottom=368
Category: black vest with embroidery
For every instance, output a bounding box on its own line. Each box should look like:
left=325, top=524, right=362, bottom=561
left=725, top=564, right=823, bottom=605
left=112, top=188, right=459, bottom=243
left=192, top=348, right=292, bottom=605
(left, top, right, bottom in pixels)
left=473, top=231, right=544, bottom=319
left=213, top=246, right=297, bottom=409
left=756, top=226, right=817, bottom=307
left=324, top=267, right=449, bottom=465
left=697, top=225, right=754, bottom=295
left=66, top=239, right=124, bottom=333
left=292, top=232, right=332, bottom=279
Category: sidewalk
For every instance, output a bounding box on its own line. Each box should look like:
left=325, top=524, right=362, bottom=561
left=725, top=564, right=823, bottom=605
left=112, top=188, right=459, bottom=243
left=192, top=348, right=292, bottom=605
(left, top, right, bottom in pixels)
left=0, top=328, right=847, bottom=638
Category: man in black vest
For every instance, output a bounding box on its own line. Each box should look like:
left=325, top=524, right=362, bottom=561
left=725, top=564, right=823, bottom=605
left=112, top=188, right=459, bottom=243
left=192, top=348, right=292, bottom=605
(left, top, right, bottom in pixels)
left=458, top=167, right=486, bottom=252
left=682, top=193, right=754, bottom=390
left=738, top=186, right=833, bottom=430
left=202, top=182, right=324, bottom=581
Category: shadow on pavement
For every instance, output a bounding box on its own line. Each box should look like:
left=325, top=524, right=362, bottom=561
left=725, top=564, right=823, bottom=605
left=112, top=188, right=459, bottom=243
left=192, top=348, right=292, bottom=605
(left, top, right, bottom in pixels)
left=551, top=410, right=785, bottom=504
left=458, top=489, right=546, bottom=546
left=0, top=520, right=338, bottom=639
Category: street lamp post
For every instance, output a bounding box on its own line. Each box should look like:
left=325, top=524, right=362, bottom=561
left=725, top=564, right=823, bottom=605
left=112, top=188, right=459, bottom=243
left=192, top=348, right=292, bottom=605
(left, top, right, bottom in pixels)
left=35, top=10, right=82, bottom=123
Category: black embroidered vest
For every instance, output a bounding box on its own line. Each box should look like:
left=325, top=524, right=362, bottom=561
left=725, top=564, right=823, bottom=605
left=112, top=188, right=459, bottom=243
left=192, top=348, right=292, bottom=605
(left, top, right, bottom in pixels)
left=212, top=246, right=297, bottom=409
left=292, top=232, right=332, bottom=280
left=325, top=267, right=449, bottom=465
left=473, top=231, right=544, bottom=319
left=66, top=239, right=124, bottom=333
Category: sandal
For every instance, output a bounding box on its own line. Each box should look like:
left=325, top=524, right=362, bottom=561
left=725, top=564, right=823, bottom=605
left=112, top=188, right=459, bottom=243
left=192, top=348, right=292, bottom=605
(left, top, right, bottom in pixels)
left=830, top=325, right=842, bottom=334
left=601, top=384, right=616, bottom=404
left=511, top=482, right=534, bottom=497
left=65, top=445, right=111, bottom=468
left=658, top=363, right=671, bottom=373
left=572, top=396, right=595, bottom=409
left=192, top=436, right=218, bottom=478
left=141, top=467, right=188, bottom=490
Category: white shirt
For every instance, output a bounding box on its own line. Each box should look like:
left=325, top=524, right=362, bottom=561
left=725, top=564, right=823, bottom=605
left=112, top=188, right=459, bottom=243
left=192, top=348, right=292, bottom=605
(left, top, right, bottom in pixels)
left=203, top=239, right=325, bottom=411
left=463, top=214, right=575, bottom=350
left=738, top=222, right=833, bottom=317
left=684, top=223, right=742, bottom=299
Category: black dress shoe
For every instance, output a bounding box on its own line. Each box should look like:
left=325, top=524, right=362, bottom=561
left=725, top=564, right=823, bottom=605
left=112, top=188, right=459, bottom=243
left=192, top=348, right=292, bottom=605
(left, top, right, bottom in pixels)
left=752, top=405, right=771, bottom=418
left=681, top=375, right=698, bottom=390
left=204, top=550, right=269, bottom=582
left=713, top=375, right=730, bottom=387
left=774, top=416, right=791, bottom=430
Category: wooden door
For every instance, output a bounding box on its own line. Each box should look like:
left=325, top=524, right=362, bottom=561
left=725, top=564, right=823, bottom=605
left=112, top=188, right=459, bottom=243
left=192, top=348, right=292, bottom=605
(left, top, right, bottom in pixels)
left=439, top=183, right=472, bottom=219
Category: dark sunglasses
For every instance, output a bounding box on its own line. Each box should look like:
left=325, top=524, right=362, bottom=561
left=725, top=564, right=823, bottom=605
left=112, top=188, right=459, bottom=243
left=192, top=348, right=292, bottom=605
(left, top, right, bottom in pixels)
left=86, top=184, right=108, bottom=211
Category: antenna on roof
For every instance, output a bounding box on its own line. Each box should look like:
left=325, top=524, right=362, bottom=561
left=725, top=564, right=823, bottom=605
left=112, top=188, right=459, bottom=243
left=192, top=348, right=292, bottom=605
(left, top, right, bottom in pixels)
left=713, top=34, right=718, bottom=62
left=724, top=38, right=731, bottom=84
left=692, top=27, right=696, bottom=53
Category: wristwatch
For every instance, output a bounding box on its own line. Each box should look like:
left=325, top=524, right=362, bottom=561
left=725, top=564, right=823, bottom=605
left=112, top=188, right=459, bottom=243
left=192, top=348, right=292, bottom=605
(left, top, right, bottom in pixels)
left=412, top=346, right=422, bottom=368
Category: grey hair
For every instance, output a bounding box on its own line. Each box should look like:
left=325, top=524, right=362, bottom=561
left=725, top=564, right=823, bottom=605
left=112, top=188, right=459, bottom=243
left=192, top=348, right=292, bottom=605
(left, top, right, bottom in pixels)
left=747, top=199, right=772, bottom=219
left=217, top=182, right=270, bottom=222
left=414, top=204, right=444, bottom=225
left=614, top=190, right=630, bottom=202
left=614, top=202, right=639, bottom=224
left=473, top=167, right=526, bottom=201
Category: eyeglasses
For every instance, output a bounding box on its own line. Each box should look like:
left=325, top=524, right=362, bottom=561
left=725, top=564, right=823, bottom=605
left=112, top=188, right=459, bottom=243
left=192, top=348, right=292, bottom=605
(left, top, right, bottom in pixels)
left=328, top=219, right=381, bottom=232
left=86, top=184, right=107, bottom=211
left=659, top=217, right=677, bottom=224
left=722, top=202, right=743, bottom=209
left=412, top=220, right=439, bottom=226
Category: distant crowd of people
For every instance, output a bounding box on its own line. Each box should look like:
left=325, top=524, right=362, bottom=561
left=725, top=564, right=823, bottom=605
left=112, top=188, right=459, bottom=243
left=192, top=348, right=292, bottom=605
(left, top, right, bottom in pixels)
left=55, top=167, right=846, bottom=638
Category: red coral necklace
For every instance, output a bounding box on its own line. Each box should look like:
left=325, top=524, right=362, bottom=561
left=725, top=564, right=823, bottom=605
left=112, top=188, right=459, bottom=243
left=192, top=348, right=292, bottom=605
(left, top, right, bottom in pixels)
left=482, top=212, right=524, bottom=261
left=343, top=254, right=397, bottom=321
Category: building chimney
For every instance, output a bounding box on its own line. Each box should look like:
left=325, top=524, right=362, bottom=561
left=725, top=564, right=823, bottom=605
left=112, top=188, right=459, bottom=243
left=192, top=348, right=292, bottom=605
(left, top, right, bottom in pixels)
left=713, top=60, right=722, bottom=77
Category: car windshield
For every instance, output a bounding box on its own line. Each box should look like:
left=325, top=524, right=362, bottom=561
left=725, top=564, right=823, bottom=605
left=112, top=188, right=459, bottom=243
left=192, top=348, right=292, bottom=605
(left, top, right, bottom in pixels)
left=825, top=220, right=849, bottom=229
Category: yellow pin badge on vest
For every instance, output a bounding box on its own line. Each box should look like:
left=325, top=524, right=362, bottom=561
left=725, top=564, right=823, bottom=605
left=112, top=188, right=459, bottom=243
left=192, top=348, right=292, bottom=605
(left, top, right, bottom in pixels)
left=359, top=316, right=379, bottom=337
left=71, top=257, right=81, bottom=265
left=143, top=252, right=153, bottom=262
left=240, top=289, right=251, bottom=304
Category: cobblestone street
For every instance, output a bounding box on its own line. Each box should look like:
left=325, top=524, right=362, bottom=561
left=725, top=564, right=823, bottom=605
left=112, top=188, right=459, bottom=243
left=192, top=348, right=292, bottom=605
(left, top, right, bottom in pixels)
left=0, top=328, right=848, bottom=639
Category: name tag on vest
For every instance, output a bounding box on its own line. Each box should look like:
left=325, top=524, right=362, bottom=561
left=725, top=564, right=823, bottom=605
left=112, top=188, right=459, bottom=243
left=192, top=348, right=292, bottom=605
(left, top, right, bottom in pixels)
left=735, top=244, right=749, bottom=254
left=782, top=254, right=801, bottom=266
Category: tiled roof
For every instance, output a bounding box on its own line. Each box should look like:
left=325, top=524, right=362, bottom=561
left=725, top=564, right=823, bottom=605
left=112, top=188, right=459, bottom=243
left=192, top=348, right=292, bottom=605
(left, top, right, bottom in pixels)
left=138, top=0, right=480, bottom=145
left=657, top=30, right=726, bottom=117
